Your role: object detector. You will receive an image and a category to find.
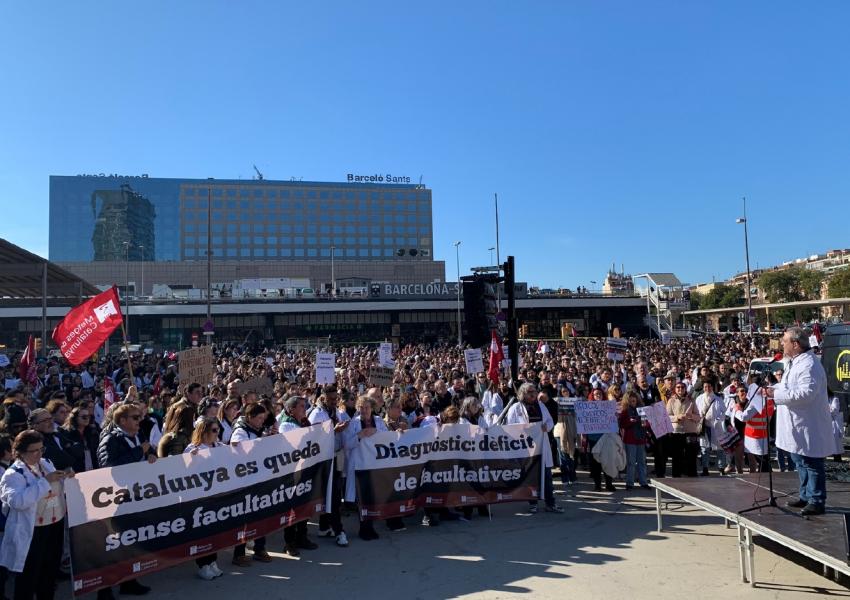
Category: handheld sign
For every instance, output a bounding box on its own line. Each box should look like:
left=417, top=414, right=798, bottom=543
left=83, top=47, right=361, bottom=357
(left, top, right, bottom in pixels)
left=464, top=348, right=484, bottom=374
left=644, top=402, right=673, bottom=438
left=178, top=346, right=215, bottom=387
left=378, top=342, right=395, bottom=368
left=606, top=337, right=627, bottom=361
left=315, top=352, right=336, bottom=384
left=368, top=366, right=394, bottom=387
left=575, top=400, right=619, bottom=434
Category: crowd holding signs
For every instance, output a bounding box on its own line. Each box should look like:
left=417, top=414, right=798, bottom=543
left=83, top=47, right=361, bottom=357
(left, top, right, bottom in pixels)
left=2, top=289, right=829, bottom=599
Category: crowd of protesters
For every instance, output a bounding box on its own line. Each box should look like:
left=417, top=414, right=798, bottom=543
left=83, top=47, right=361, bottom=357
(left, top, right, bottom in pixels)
left=0, top=332, right=845, bottom=599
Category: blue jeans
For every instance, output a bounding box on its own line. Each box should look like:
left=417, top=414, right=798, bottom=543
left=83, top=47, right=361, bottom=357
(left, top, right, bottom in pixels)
left=700, top=447, right=728, bottom=471
left=625, top=443, right=647, bottom=486
left=789, top=453, right=826, bottom=506
left=559, top=450, right=577, bottom=483
left=777, top=448, right=796, bottom=472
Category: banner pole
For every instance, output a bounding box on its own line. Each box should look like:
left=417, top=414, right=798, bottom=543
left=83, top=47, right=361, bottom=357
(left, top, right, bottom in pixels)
left=120, top=318, right=135, bottom=383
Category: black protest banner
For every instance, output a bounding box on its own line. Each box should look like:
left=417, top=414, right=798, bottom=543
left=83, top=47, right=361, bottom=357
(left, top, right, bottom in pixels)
left=353, top=423, right=545, bottom=521
left=65, top=422, right=334, bottom=596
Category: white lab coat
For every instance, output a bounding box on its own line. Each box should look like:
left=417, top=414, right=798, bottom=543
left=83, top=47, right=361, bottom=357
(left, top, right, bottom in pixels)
left=505, top=400, right=553, bottom=468
left=772, top=350, right=834, bottom=458
left=696, top=393, right=727, bottom=451
left=342, top=415, right=388, bottom=502
left=0, top=459, right=54, bottom=573
left=505, top=400, right=554, bottom=431
left=459, top=415, right=488, bottom=429
left=482, top=391, right=504, bottom=426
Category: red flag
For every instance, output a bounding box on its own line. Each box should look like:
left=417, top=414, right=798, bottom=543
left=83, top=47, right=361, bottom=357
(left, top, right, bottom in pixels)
left=18, top=335, right=38, bottom=386
left=52, top=286, right=124, bottom=366
left=488, top=331, right=504, bottom=383
left=813, top=322, right=822, bottom=343
left=103, top=377, right=116, bottom=412
left=152, top=374, right=162, bottom=396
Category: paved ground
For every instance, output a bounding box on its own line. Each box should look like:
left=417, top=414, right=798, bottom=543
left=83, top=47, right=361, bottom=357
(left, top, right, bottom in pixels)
left=60, top=476, right=850, bottom=600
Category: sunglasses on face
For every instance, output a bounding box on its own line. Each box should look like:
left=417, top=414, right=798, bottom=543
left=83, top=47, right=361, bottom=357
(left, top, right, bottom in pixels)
left=128, top=415, right=142, bottom=421
left=210, top=428, right=221, bottom=434
left=78, top=414, right=91, bottom=420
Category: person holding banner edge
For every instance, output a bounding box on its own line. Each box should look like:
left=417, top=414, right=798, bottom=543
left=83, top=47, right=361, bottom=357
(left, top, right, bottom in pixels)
left=229, top=403, right=272, bottom=565
left=278, top=397, right=321, bottom=556
left=505, top=383, right=563, bottom=513
left=184, top=417, right=225, bottom=580
left=96, top=404, right=156, bottom=599
left=307, top=387, right=350, bottom=546
left=0, top=430, right=70, bottom=600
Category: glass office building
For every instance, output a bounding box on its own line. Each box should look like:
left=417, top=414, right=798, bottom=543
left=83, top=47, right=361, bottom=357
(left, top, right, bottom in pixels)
left=49, top=175, right=434, bottom=263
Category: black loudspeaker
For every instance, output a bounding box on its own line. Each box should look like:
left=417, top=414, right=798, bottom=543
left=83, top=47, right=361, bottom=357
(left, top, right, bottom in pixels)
left=822, top=324, right=850, bottom=403
left=463, top=279, right=498, bottom=347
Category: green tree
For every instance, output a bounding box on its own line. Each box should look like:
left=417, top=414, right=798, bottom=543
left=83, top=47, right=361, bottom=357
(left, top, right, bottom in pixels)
left=700, top=284, right=744, bottom=309
left=757, top=266, right=823, bottom=303
left=828, top=266, right=850, bottom=298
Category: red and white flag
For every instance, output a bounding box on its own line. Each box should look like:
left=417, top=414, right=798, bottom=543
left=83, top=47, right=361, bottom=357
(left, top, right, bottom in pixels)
left=18, top=335, right=38, bottom=386
left=103, top=377, right=116, bottom=412
left=488, top=331, right=504, bottom=383
left=52, top=286, right=124, bottom=366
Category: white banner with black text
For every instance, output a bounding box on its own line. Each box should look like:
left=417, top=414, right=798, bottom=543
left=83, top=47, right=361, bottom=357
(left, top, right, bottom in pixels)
left=64, top=421, right=334, bottom=595
left=354, top=423, right=544, bottom=521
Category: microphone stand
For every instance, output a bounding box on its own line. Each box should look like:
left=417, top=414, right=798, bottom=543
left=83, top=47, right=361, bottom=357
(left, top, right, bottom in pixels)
left=739, top=383, right=778, bottom=514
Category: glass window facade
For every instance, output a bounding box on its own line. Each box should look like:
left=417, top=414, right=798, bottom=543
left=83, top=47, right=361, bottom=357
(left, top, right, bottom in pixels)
left=49, top=176, right=433, bottom=262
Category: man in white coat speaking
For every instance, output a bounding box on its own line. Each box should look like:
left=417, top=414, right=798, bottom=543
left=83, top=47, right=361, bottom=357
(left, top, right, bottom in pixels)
left=763, top=327, right=833, bottom=516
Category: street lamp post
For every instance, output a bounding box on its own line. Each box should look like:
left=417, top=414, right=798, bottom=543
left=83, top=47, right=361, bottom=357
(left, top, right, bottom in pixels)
left=123, top=241, right=131, bottom=340
left=736, top=197, right=753, bottom=334
left=453, top=241, right=462, bottom=347
left=488, top=246, right=495, bottom=265
left=137, top=245, right=145, bottom=299
left=330, top=245, right=336, bottom=297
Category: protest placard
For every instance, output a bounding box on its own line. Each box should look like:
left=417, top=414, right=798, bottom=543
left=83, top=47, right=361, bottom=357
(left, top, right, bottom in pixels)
left=605, top=337, right=627, bottom=361
left=464, top=348, right=484, bottom=374
left=178, top=345, right=215, bottom=386
left=315, top=352, right=336, bottom=384
left=369, top=366, right=394, bottom=387
left=575, top=400, right=619, bottom=434
left=235, top=376, right=274, bottom=398
left=769, top=338, right=781, bottom=351
left=378, top=342, right=395, bottom=368
left=644, top=401, right=673, bottom=438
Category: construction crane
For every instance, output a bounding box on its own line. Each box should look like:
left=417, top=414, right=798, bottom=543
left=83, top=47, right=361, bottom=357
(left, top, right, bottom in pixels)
left=253, top=164, right=264, bottom=181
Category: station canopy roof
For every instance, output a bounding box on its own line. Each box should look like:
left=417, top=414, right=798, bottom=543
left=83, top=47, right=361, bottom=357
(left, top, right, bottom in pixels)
left=0, top=238, right=100, bottom=299
left=644, top=273, right=683, bottom=288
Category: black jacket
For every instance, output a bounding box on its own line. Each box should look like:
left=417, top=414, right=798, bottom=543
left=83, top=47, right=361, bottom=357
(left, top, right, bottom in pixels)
left=97, top=428, right=155, bottom=468
left=60, top=425, right=100, bottom=473
left=42, top=429, right=75, bottom=471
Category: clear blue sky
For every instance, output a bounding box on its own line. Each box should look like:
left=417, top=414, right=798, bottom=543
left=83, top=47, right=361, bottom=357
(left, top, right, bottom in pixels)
left=1, top=1, right=849, bottom=289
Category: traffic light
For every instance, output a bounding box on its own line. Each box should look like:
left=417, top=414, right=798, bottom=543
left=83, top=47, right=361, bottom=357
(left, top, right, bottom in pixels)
left=463, top=279, right=498, bottom=347
left=519, top=324, right=528, bottom=338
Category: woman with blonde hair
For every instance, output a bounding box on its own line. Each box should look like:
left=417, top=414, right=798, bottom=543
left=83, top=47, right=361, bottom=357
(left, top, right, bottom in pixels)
left=157, top=402, right=195, bottom=457
left=184, top=418, right=224, bottom=580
